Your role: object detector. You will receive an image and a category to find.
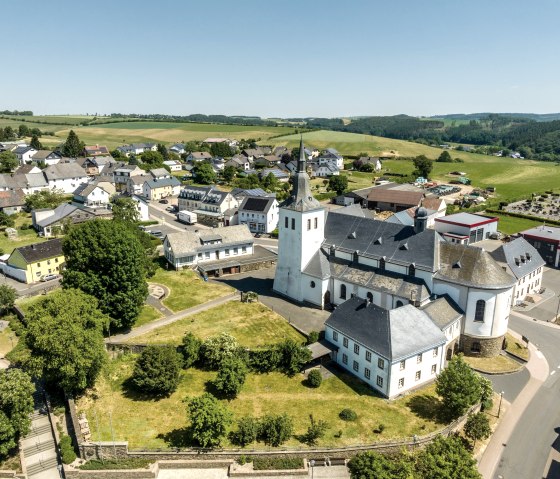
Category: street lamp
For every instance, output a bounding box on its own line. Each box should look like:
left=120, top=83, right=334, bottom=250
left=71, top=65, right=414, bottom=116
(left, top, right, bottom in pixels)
left=555, top=293, right=560, bottom=322
left=309, top=459, right=315, bottom=479
left=498, top=391, right=505, bottom=418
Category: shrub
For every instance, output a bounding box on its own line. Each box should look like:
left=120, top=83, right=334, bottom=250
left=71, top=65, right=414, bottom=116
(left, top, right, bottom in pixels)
left=253, top=457, right=302, bottom=470
left=19, top=223, right=30, bottom=231
left=277, top=339, right=312, bottom=376
left=303, top=414, right=328, bottom=445
left=211, top=357, right=248, bottom=398
left=306, top=331, right=319, bottom=345
left=258, top=414, right=293, bottom=447
left=79, top=459, right=152, bottom=470
left=200, top=333, right=240, bottom=370
left=247, top=348, right=281, bottom=373
left=131, top=345, right=182, bottom=396
left=230, top=416, right=259, bottom=447
left=180, top=332, right=201, bottom=368
left=59, top=434, right=77, bottom=464
left=339, top=408, right=358, bottom=421
left=307, top=369, right=322, bottom=388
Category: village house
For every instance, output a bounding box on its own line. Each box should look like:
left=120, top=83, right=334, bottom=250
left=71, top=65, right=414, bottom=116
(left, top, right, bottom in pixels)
left=317, top=148, right=344, bottom=169
left=1, top=238, right=65, bottom=283
left=0, top=172, right=49, bottom=195
left=186, top=151, right=212, bottom=162
left=0, top=190, right=26, bottom=215
left=169, top=143, right=186, bottom=155
left=130, top=194, right=150, bottom=221
left=178, top=185, right=239, bottom=227
left=43, top=163, right=90, bottom=194
left=163, top=224, right=254, bottom=270
left=357, top=156, right=383, bottom=172
left=14, top=146, right=38, bottom=165
left=520, top=225, right=560, bottom=268
left=116, top=143, right=157, bottom=157
left=83, top=145, right=110, bottom=157
left=142, top=176, right=181, bottom=201
left=490, top=237, right=546, bottom=305
left=113, top=165, right=146, bottom=192
left=310, top=162, right=340, bottom=177
left=32, top=203, right=112, bottom=238
left=386, top=197, right=447, bottom=228
left=367, top=183, right=426, bottom=212
left=163, top=160, right=182, bottom=171
left=225, top=155, right=251, bottom=171
left=77, top=156, right=113, bottom=175
left=73, top=181, right=116, bottom=208
left=30, top=150, right=62, bottom=166
left=238, top=196, right=279, bottom=234
left=259, top=168, right=290, bottom=183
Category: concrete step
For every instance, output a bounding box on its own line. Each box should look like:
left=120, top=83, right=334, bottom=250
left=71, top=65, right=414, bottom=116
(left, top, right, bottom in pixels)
left=25, top=422, right=52, bottom=438
left=23, top=438, right=56, bottom=456
left=31, top=410, right=48, bottom=420
left=26, top=456, right=59, bottom=477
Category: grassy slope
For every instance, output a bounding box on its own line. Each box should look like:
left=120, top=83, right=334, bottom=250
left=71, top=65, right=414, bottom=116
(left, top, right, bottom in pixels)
left=0, top=325, right=17, bottom=357
left=77, top=354, right=442, bottom=449
left=268, top=130, right=560, bottom=202
left=129, top=301, right=304, bottom=347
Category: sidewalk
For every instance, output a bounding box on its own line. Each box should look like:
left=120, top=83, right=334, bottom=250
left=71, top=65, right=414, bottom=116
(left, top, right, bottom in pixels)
left=478, top=330, right=549, bottom=478
left=107, top=291, right=239, bottom=343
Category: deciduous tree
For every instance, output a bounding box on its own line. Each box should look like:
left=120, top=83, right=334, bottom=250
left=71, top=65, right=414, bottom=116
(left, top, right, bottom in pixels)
left=22, top=289, right=107, bottom=394
left=62, top=220, right=148, bottom=330
left=30, top=135, right=43, bottom=150
left=0, top=284, right=16, bottom=313
left=211, top=356, right=247, bottom=398
left=187, top=393, right=232, bottom=447
left=0, top=151, right=18, bottom=173
left=327, top=175, right=348, bottom=195
left=437, top=150, right=453, bottom=163
left=132, top=345, right=182, bottom=396
left=141, top=151, right=164, bottom=168
left=348, top=451, right=411, bottom=479
left=180, top=332, right=202, bottom=368
left=413, top=155, right=433, bottom=178
left=258, top=413, right=293, bottom=447
left=25, top=189, right=67, bottom=210
left=464, top=412, right=491, bottom=447
left=111, top=197, right=140, bottom=223
left=0, top=369, right=35, bottom=442
left=416, top=435, right=481, bottom=479
left=193, top=162, right=217, bottom=184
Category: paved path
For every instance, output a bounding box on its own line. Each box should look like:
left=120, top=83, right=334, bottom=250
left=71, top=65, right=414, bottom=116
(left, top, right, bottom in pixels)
left=107, top=291, right=239, bottom=343
left=478, top=328, right=549, bottom=478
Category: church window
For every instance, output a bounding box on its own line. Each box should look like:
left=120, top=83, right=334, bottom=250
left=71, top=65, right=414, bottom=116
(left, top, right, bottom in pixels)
left=409, top=264, right=415, bottom=277
left=285, top=217, right=288, bottom=228
left=396, top=300, right=404, bottom=308
left=431, top=364, right=437, bottom=375
left=474, top=300, right=486, bottom=322
left=379, top=258, right=385, bottom=271
left=340, top=284, right=347, bottom=299
left=291, top=218, right=295, bottom=230
left=310, top=281, right=315, bottom=288
left=417, top=353, right=422, bottom=363
left=314, top=217, right=318, bottom=229
left=471, top=342, right=481, bottom=353
left=307, top=219, right=311, bottom=230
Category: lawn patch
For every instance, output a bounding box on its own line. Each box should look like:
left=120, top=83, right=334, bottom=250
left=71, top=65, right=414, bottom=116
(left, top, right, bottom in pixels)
left=128, top=302, right=304, bottom=347
left=505, top=333, right=529, bottom=361
left=134, top=305, right=163, bottom=328
left=463, top=354, right=523, bottom=374
left=0, top=324, right=18, bottom=357
left=150, top=269, right=233, bottom=313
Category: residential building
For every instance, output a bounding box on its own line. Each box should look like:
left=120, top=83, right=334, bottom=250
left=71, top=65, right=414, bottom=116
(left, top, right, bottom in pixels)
left=14, top=146, right=38, bottom=165
left=30, top=150, right=62, bottom=166
left=78, top=156, right=113, bottom=175
left=2, top=239, right=64, bottom=283
left=0, top=172, right=49, bottom=194
left=273, top=140, right=516, bottom=360
left=259, top=168, right=290, bottom=183
left=43, top=163, right=90, bottom=193
left=169, top=143, right=186, bottom=155
left=186, top=152, right=212, bottom=162
left=130, top=194, right=150, bottom=221
left=116, top=143, right=157, bottom=157
left=73, top=181, right=115, bottom=208
left=163, top=225, right=254, bottom=269
left=163, top=160, right=182, bottom=171
left=0, top=190, right=26, bottom=215
left=367, top=183, right=426, bottom=212
left=386, top=197, right=447, bottom=228
left=225, top=155, right=251, bottom=171
left=325, top=298, right=447, bottom=398
left=113, top=165, right=146, bottom=192
left=142, top=176, right=181, bottom=201
left=32, top=203, right=112, bottom=237
left=253, top=155, right=280, bottom=168
left=520, top=225, right=560, bottom=268
left=490, top=237, right=546, bottom=305
left=317, top=148, right=344, bottom=169
left=178, top=186, right=239, bottom=226
left=310, top=163, right=340, bottom=177
left=83, top=145, right=110, bottom=157
left=434, top=212, right=498, bottom=245
left=357, top=156, right=383, bottom=172
left=238, top=196, right=279, bottom=234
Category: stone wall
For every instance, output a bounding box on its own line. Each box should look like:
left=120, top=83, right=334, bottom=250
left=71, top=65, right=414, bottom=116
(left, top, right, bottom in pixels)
left=239, top=259, right=276, bottom=273
left=461, top=334, right=504, bottom=358
left=64, top=464, right=158, bottom=479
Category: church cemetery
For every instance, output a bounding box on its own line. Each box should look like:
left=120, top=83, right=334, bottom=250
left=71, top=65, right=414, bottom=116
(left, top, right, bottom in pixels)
left=77, top=352, right=443, bottom=450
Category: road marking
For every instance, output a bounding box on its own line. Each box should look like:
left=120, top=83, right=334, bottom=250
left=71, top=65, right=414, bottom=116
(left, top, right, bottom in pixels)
left=551, top=371, right=556, bottom=376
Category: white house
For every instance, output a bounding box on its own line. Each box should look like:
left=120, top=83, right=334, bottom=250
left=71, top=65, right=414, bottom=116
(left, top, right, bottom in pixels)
left=178, top=186, right=239, bottom=225
left=317, top=148, right=344, bottom=169
left=43, top=163, right=90, bottom=194
left=163, top=225, right=254, bottom=269
left=142, top=176, right=181, bottom=201
left=169, top=144, right=186, bottom=155
left=490, top=237, right=546, bottom=305
left=273, top=140, right=516, bottom=360
left=131, top=194, right=150, bottom=222
left=30, top=150, right=62, bottom=166
left=73, top=182, right=115, bottom=208
left=325, top=299, right=447, bottom=398
left=434, top=212, right=499, bottom=245
left=238, top=196, right=279, bottom=234
left=310, top=163, right=340, bottom=177
left=14, top=146, right=38, bottom=165
left=163, top=160, right=182, bottom=172
left=186, top=152, right=212, bottom=162
left=114, top=165, right=146, bottom=192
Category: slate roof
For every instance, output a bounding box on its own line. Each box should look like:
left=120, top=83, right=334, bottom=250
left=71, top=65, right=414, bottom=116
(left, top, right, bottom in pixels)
left=189, top=152, right=212, bottom=160
left=179, top=186, right=232, bottom=206
left=302, top=248, right=331, bottom=280
left=325, top=298, right=446, bottom=361
left=35, top=204, right=77, bottom=227
left=420, top=295, right=464, bottom=330
left=435, top=242, right=516, bottom=289
left=367, top=184, right=425, bottom=206
left=14, top=238, right=64, bottom=263
left=489, top=237, right=546, bottom=280
left=231, top=188, right=269, bottom=198
left=144, top=177, right=180, bottom=189
left=31, top=150, right=60, bottom=161
left=14, top=146, right=34, bottom=155
left=165, top=224, right=254, bottom=255
left=239, top=196, right=276, bottom=213
left=15, top=164, right=38, bottom=175
left=324, top=211, right=440, bottom=271
left=0, top=189, right=26, bottom=208
left=44, top=163, right=88, bottom=180
left=150, top=168, right=169, bottom=178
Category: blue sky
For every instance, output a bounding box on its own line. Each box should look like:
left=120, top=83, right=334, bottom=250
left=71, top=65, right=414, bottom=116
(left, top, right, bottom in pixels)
left=1, top=0, right=559, bottom=117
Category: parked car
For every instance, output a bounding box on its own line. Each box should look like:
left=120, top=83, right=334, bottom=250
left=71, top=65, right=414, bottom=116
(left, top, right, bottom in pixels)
left=159, top=199, right=169, bottom=204
left=165, top=206, right=174, bottom=212
left=41, top=274, right=58, bottom=282
left=149, top=230, right=163, bottom=238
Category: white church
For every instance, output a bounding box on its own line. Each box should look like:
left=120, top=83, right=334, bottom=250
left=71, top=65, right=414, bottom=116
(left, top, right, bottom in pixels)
left=273, top=141, right=519, bottom=396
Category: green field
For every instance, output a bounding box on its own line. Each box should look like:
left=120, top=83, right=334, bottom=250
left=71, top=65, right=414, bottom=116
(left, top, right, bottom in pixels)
left=128, top=302, right=305, bottom=348
left=77, top=354, right=442, bottom=449
left=487, top=213, right=546, bottom=235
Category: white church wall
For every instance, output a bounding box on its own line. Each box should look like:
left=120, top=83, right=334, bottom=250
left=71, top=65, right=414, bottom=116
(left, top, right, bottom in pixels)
left=463, top=288, right=512, bottom=338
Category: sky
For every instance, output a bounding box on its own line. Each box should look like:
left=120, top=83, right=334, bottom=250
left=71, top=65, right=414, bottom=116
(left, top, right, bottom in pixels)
left=1, top=0, right=560, bottom=118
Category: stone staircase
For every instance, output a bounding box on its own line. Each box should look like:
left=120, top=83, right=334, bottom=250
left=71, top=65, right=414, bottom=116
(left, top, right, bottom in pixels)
left=20, top=389, right=61, bottom=479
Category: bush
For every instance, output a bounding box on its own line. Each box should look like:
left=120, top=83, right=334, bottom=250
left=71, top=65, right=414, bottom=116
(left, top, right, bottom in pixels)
left=306, top=331, right=319, bottom=345
left=258, top=414, right=293, bottom=447
left=303, top=415, right=328, bottom=445
left=247, top=348, right=281, bottom=373
left=307, top=369, right=322, bottom=388
left=19, top=223, right=30, bottom=231
left=200, top=333, right=240, bottom=370
left=211, top=356, right=248, bottom=398
left=131, top=345, right=182, bottom=396
left=339, top=408, right=358, bottom=421
left=180, top=332, right=201, bottom=368
left=230, top=416, right=259, bottom=447
left=253, top=457, right=303, bottom=470
left=59, top=434, right=77, bottom=464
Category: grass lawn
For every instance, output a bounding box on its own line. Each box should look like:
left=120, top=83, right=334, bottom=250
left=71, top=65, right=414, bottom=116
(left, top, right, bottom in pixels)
left=150, top=269, right=233, bottom=313
left=487, top=213, right=546, bottom=235
left=0, top=324, right=17, bottom=357
left=0, top=213, right=45, bottom=255
left=128, top=302, right=304, bottom=347
left=505, top=333, right=529, bottom=361
left=77, top=354, right=443, bottom=450
left=463, top=354, right=523, bottom=374
left=133, top=305, right=163, bottom=329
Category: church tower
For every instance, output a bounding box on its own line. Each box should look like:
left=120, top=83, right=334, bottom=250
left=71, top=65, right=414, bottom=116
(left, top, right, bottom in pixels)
left=273, top=139, right=325, bottom=302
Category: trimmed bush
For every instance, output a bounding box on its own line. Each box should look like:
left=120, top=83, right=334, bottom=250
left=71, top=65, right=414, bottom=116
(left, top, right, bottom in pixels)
left=253, top=457, right=303, bottom=470
left=339, top=408, right=358, bottom=421
left=306, top=331, right=320, bottom=344
left=59, top=434, right=77, bottom=464
left=307, top=369, right=322, bottom=388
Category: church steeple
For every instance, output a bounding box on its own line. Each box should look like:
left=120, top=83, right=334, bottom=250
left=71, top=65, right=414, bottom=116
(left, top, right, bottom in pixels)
left=282, top=138, right=322, bottom=212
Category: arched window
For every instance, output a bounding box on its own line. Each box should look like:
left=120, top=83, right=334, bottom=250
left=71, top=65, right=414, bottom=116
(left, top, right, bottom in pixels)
left=379, top=258, right=385, bottom=271
left=340, top=284, right=347, bottom=300
left=396, top=300, right=404, bottom=308
left=474, top=300, right=486, bottom=322
left=367, top=292, right=373, bottom=303
left=408, top=264, right=415, bottom=277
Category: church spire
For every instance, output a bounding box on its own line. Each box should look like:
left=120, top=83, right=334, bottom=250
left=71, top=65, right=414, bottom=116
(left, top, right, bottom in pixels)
left=297, top=136, right=306, bottom=173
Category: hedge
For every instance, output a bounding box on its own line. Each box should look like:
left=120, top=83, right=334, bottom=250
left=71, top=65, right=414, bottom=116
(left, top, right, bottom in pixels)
left=253, top=457, right=304, bottom=470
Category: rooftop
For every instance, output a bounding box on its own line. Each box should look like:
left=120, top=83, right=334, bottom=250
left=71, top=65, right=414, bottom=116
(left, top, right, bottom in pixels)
left=435, top=212, right=498, bottom=227
left=13, top=238, right=63, bottom=263
left=521, top=225, right=560, bottom=242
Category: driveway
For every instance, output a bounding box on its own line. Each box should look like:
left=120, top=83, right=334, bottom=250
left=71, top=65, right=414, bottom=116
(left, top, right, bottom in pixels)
left=214, top=266, right=330, bottom=334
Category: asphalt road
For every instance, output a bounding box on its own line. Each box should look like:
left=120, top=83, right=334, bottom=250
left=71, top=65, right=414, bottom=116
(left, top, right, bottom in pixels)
left=492, top=313, right=560, bottom=479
